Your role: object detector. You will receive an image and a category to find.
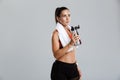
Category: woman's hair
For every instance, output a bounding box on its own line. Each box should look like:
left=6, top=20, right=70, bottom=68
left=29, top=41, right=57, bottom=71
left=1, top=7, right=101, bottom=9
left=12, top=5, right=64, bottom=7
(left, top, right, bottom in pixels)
left=55, top=7, right=69, bottom=23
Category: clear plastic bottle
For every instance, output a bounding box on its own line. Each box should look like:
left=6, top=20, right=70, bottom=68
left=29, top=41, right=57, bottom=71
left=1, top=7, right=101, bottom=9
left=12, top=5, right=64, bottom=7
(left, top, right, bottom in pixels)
left=71, top=26, right=81, bottom=46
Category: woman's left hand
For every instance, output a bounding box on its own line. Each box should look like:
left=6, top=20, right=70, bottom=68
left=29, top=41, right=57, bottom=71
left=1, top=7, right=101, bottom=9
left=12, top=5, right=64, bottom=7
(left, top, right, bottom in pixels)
left=77, top=67, right=82, bottom=80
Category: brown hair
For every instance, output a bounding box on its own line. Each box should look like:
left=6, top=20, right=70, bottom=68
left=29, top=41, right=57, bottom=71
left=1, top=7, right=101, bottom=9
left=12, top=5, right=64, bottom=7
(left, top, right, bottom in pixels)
left=55, top=7, right=69, bottom=23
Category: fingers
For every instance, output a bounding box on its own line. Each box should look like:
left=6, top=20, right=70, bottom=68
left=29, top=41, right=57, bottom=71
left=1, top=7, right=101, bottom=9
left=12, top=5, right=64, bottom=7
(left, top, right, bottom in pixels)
left=73, top=35, right=80, bottom=42
left=74, top=35, right=80, bottom=40
left=70, top=34, right=81, bottom=46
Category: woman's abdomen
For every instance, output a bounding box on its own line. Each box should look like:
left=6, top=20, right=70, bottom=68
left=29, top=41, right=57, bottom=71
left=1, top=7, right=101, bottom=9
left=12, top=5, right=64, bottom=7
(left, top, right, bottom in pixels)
left=58, top=51, right=76, bottom=63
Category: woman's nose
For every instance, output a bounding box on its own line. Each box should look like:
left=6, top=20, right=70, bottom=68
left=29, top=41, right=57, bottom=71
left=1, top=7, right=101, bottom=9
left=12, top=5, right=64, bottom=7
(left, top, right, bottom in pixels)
left=66, top=16, right=69, bottom=20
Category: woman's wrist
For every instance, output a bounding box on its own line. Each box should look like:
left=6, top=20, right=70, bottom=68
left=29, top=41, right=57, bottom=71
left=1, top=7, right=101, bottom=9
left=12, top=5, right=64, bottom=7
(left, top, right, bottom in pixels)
left=68, top=42, right=73, bottom=48
left=70, top=40, right=74, bottom=46
left=68, top=43, right=72, bottom=49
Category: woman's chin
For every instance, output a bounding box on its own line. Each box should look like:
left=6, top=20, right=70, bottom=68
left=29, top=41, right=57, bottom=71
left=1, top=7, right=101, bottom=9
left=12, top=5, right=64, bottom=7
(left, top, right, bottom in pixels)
left=65, top=23, right=69, bottom=25
left=62, top=23, right=69, bottom=27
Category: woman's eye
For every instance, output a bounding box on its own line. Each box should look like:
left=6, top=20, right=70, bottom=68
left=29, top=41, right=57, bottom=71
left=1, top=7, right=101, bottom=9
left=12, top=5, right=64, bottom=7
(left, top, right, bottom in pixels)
left=68, top=14, right=70, bottom=17
left=63, top=15, right=66, bottom=17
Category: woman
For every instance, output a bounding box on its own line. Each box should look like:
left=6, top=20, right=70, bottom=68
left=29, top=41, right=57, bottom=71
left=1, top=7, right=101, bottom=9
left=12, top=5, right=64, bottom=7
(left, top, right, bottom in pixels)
left=51, top=7, right=82, bottom=80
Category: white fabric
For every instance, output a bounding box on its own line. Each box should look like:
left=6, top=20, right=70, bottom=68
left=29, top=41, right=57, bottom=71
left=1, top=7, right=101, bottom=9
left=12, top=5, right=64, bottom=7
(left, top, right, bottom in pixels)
left=56, top=22, right=73, bottom=52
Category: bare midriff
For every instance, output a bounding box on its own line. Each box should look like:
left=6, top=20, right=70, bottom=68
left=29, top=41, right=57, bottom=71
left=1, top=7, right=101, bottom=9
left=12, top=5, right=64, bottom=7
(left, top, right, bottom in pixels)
left=57, top=48, right=76, bottom=63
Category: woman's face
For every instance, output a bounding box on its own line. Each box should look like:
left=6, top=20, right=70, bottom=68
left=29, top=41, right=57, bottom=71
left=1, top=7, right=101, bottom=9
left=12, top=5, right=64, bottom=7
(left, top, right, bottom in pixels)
left=57, top=9, right=71, bottom=27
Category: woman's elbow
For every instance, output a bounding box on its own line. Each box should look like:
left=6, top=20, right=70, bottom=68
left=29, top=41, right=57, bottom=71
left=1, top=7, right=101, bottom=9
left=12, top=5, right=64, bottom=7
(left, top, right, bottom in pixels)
left=53, top=52, right=60, bottom=60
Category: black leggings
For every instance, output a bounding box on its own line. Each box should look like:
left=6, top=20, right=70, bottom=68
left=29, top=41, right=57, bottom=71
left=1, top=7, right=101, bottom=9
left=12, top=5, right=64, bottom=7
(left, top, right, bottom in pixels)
left=51, top=60, right=80, bottom=80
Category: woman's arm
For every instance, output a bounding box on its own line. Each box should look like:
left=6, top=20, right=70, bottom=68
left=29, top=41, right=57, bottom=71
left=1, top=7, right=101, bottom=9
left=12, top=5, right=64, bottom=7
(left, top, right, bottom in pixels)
left=51, top=30, right=73, bottom=59
left=77, top=63, right=82, bottom=80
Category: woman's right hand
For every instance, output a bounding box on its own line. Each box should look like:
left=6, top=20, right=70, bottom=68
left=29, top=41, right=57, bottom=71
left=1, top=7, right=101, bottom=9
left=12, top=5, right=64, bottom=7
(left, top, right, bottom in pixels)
left=69, top=33, right=80, bottom=46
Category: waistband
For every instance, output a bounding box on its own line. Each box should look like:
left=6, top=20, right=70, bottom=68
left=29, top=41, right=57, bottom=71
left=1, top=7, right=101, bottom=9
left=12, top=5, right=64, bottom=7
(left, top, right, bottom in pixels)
left=55, top=60, right=76, bottom=66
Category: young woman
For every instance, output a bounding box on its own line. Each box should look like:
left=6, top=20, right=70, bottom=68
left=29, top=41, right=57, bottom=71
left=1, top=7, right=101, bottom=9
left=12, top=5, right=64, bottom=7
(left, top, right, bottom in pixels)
left=51, top=7, right=82, bottom=80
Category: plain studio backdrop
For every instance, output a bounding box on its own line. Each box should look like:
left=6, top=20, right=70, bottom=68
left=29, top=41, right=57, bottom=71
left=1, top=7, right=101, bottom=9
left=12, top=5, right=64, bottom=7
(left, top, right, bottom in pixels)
left=0, top=0, right=120, bottom=80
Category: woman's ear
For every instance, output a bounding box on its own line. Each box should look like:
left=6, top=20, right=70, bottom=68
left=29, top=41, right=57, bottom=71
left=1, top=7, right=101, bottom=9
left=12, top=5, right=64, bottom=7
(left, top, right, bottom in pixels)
left=56, top=17, right=60, bottom=22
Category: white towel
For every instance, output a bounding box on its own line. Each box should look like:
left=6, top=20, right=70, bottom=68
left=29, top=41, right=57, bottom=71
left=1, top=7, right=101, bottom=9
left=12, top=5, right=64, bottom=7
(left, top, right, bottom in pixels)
left=56, top=22, right=74, bottom=52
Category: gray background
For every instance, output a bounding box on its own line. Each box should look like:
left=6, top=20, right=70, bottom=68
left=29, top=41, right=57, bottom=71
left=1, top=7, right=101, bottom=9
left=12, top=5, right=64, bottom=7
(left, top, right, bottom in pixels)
left=0, top=0, right=120, bottom=80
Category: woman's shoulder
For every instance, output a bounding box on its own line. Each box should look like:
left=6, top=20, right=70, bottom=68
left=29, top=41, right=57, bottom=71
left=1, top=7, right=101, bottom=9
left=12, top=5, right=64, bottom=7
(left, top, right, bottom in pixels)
left=52, top=29, right=58, bottom=36
left=51, top=29, right=59, bottom=40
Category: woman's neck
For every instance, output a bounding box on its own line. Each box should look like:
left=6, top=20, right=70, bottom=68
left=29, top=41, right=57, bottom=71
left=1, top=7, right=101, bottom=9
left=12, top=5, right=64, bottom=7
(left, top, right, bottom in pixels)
left=59, top=22, right=68, bottom=28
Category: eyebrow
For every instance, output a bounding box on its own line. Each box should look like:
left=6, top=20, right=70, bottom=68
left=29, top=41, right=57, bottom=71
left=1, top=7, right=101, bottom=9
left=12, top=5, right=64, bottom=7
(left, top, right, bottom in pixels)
left=61, top=13, right=71, bottom=16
